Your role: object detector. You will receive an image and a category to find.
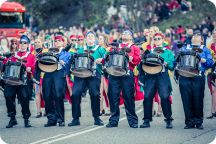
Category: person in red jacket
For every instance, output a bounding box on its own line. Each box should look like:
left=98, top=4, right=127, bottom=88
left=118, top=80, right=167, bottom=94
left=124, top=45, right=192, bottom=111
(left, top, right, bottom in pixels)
left=106, top=29, right=141, bottom=128
left=3, top=35, right=35, bottom=128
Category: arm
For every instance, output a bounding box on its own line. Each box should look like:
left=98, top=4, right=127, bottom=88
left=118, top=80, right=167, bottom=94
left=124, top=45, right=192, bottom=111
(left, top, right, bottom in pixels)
left=164, top=50, right=175, bottom=71
left=203, top=47, right=214, bottom=69
left=128, top=45, right=141, bottom=66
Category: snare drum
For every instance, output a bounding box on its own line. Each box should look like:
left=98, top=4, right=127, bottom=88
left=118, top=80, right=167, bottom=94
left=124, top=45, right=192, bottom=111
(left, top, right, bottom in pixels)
left=3, top=61, right=26, bottom=85
left=38, top=52, right=58, bottom=72
left=105, top=51, right=129, bottom=76
left=142, top=53, right=164, bottom=74
left=176, top=51, right=201, bottom=77
left=71, top=53, right=94, bottom=78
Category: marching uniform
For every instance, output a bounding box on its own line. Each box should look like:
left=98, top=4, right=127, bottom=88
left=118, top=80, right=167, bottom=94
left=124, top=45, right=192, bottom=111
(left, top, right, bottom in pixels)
left=179, top=44, right=213, bottom=128
left=139, top=46, right=175, bottom=128
left=3, top=35, right=35, bottom=128
left=42, top=47, right=71, bottom=126
left=106, top=43, right=141, bottom=128
left=68, top=44, right=106, bottom=126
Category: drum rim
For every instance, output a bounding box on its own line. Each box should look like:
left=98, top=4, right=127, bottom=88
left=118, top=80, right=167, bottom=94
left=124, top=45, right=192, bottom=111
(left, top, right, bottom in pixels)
left=180, top=51, right=201, bottom=60
left=38, top=63, right=58, bottom=73
left=71, top=69, right=93, bottom=78
left=142, top=64, right=163, bottom=75
left=75, top=53, right=94, bottom=61
left=105, top=66, right=127, bottom=76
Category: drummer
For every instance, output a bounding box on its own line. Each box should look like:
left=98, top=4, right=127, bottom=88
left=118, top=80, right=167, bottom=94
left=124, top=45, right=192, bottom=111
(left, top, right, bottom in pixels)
left=105, top=29, right=140, bottom=128
left=177, top=30, right=213, bottom=129
left=68, top=31, right=105, bottom=127
left=3, top=35, right=35, bottom=128
left=42, top=35, right=71, bottom=127
left=139, top=32, right=175, bottom=129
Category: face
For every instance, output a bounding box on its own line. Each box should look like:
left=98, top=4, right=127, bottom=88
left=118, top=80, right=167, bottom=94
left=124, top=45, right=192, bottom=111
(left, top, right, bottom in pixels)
left=11, top=41, right=18, bottom=49
left=191, top=33, right=202, bottom=45
left=86, top=33, right=96, bottom=45
left=187, top=29, right=193, bottom=36
left=70, top=38, right=77, bottom=45
left=153, top=35, right=164, bottom=47
left=143, top=29, right=149, bottom=37
left=19, top=41, right=28, bottom=51
left=34, top=39, right=43, bottom=49
left=54, top=39, right=64, bottom=48
left=122, top=31, right=132, bottom=43
left=98, top=35, right=105, bottom=46
left=78, top=38, right=84, bottom=45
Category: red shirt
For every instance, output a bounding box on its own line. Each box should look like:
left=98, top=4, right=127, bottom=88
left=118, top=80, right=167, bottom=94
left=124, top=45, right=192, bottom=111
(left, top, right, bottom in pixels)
left=4, top=51, right=36, bottom=77
left=210, top=43, right=216, bottom=54
left=119, top=43, right=141, bottom=70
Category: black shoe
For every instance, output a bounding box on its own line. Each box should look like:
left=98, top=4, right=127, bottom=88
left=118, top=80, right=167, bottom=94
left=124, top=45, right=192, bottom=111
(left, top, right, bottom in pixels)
left=36, top=112, right=42, bottom=118
left=166, top=121, right=173, bottom=129
left=184, top=125, right=195, bottom=129
left=24, top=119, right=32, bottom=128
left=140, top=121, right=150, bottom=128
left=196, top=124, right=204, bottom=130
left=68, top=119, right=80, bottom=127
left=58, top=122, right=65, bottom=127
left=94, top=117, right=104, bottom=126
left=129, top=123, right=138, bottom=128
left=44, top=122, right=56, bottom=127
left=106, top=122, right=118, bottom=128
left=99, top=110, right=105, bottom=116
left=207, top=115, right=214, bottom=119
left=6, top=119, right=17, bottom=128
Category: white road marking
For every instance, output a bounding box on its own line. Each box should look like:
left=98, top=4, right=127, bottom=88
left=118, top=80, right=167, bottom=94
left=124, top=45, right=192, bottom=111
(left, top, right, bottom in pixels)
left=30, top=105, right=143, bottom=144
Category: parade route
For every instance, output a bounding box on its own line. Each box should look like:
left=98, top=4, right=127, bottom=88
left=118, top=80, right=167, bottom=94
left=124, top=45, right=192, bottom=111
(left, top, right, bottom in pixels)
left=0, top=80, right=216, bottom=144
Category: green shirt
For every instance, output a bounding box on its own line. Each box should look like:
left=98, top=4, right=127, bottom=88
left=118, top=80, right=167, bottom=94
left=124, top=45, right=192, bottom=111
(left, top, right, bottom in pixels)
left=77, top=45, right=107, bottom=74
left=151, top=47, right=175, bottom=71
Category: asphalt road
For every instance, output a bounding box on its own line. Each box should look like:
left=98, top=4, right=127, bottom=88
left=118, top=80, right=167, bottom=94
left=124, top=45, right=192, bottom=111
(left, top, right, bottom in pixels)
left=0, top=79, right=216, bottom=144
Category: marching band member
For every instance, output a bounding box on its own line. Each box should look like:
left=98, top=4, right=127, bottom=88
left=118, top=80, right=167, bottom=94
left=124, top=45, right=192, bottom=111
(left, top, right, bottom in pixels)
left=139, top=32, right=175, bottom=129
left=106, top=29, right=140, bottom=128
left=68, top=31, right=105, bottom=126
left=42, top=35, right=71, bottom=127
left=4, top=35, right=35, bottom=128
left=207, top=28, right=216, bottom=119
left=178, top=30, right=213, bottom=129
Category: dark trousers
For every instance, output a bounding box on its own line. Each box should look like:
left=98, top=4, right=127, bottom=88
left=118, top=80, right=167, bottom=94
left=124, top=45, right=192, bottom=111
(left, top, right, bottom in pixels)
left=4, top=84, right=31, bottom=119
left=179, top=75, right=205, bottom=126
left=71, top=73, right=101, bottom=119
left=42, top=70, right=66, bottom=124
left=108, top=71, right=138, bottom=125
left=143, top=69, right=173, bottom=122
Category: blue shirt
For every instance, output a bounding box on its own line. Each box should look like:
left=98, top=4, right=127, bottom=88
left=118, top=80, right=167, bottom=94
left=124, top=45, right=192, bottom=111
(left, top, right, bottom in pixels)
left=181, top=45, right=213, bottom=74
left=58, top=49, right=71, bottom=74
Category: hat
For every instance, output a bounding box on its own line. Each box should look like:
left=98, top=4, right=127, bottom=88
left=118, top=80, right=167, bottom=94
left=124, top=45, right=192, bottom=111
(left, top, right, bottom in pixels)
left=77, top=35, right=84, bottom=40
left=122, top=29, right=133, bottom=37
left=20, top=35, right=30, bottom=44
left=54, top=35, right=64, bottom=42
left=85, top=31, right=96, bottom=38
left=45, top=35, right=51, bottom=40
left=193, top=30, right=201, bottom=35
left=70, top=35, right=77, bottom=39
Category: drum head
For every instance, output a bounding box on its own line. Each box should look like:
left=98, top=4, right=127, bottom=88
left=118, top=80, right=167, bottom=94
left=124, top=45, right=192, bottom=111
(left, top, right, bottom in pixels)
left=4, top=79, right=23, bottom=86
left=176, top=67, right=199, bottom=77
left=142, top=64, right=162, bottom=74
left=38, top=63, right=58, bottom=73
left=106, top=67, right=126, bottom=76
left=71, top=69, right=93, bottom=78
